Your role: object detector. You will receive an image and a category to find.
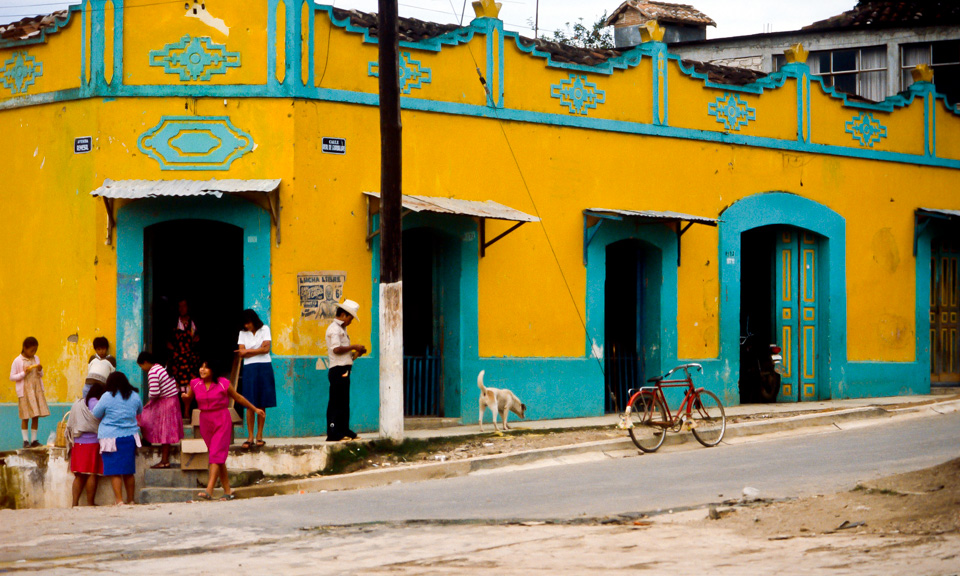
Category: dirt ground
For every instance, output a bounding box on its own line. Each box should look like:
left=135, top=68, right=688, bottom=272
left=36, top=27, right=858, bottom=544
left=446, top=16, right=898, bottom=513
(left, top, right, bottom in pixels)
left=705, top=456, right=960, bottom=545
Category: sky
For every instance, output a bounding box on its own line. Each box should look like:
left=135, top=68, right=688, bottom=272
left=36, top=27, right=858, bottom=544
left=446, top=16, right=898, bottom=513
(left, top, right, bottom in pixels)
left=0, top=0, right=858, bottom=39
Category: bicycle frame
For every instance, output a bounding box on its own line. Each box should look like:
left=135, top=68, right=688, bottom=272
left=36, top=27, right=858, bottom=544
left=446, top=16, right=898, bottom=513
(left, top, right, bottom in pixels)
left=625, top=363, right=704, bottom=429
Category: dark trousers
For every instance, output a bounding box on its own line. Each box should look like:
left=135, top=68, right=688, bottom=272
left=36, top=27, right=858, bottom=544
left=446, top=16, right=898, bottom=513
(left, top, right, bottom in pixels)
left=326, top=365, right=354, bottom=440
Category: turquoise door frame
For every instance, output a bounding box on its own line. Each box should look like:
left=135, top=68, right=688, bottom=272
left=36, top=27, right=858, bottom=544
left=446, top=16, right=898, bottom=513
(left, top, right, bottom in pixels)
left=585, top=219, right=674, bottom=403
left=115, top=195, right=272, bottom=388
left=720, top=193, right=845, bottom=401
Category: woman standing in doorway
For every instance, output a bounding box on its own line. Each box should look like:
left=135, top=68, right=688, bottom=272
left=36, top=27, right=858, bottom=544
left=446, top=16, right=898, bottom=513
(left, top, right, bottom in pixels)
left=167, top=299, right=200, bottom=419
left=236, top=309, right=276, bottom=449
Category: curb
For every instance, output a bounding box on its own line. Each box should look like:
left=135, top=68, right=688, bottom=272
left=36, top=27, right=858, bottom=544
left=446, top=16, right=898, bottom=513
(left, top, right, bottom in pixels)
left=234, top=397, right=960, bottom=500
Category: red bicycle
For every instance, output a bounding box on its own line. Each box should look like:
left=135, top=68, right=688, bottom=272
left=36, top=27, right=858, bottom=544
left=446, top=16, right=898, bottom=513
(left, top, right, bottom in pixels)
left=619, top=363, right=726, bottom=453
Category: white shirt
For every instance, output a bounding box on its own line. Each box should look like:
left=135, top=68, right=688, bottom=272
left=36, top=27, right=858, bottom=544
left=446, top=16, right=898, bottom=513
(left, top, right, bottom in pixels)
left=238, top=325, right=272, bottom=364
left=325, top=319, right=353, bottom=368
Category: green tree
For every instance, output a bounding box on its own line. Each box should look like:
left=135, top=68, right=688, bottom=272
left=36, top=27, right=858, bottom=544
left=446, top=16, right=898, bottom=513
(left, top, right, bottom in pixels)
left=549, top=11, right=614, bottom=49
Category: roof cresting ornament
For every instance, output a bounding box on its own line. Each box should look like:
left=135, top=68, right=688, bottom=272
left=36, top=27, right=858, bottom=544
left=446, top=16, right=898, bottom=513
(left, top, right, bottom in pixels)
left=472, top=0, right=502, bottom=19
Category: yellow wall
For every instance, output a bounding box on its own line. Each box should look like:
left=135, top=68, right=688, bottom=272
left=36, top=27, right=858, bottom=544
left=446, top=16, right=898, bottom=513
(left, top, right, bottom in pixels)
left=4, top=5, right=960, bottom=404
left=123, top=0, right=268, bottom=86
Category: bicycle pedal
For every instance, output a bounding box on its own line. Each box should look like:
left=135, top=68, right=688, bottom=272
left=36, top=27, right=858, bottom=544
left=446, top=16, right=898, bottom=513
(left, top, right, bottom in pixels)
left=684, top=420, right=698, bottom=431
left=616, top=416, right=632, bottom=430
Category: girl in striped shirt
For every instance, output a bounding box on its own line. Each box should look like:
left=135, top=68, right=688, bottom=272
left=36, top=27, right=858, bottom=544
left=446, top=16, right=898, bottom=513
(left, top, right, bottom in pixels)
left=137, top=351, right=183, bottom=469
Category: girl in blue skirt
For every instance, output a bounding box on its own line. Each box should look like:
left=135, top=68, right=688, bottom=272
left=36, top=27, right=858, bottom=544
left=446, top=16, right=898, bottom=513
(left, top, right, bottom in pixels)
left=236, top=309, right=276, bottom=449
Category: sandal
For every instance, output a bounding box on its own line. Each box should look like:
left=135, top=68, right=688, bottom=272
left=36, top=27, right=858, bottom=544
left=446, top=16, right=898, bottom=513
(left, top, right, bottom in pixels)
left=150, top=462, right=171, bottom=469
left=241, top=441, right=253, bottom=450
left=220, top=493, right=236, bottom=501
left=255, top=439, right=266, bottom=447
left=196, top=492, right=213, bottom=501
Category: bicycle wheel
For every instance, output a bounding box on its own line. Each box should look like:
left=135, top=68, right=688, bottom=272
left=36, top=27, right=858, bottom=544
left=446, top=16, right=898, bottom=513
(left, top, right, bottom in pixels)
left=690, top=390, right=726, bottom=447
left=628, top=391, right=668, bottom=453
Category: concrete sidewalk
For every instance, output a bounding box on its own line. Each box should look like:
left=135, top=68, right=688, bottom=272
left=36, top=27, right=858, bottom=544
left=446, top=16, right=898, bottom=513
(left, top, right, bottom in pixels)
left=230, top=392, right=960, bottom=500
left=262, top=392, right=958, bottom=446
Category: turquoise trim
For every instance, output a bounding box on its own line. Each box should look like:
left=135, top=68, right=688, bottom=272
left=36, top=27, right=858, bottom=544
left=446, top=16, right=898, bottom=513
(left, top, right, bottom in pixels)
left=845, top=112, right=888, bottom=147
left=795, top=68, right=811, bottom=143
left=482, top=17, right=504, bottom=107
left=317, top=3, right=481, bottom=52
left=149, top=35, right=241, bottom=81
left=550, top=73, right=605, bottom=115
left=708, top=92, right=756, bottom=131
left=114, top=195, right=271, bottom=391
left=0, top=51, right=43, bottom=95
left=80, top=1, right=87, bottom=90
left=651, top=43, right=667, bottom=125
left=305, top=0, right=315, bottom=87
left=585, top=221, right=676, bottom=389
left=137, top=116, right=254, bottom=170
left=112, top=0, right=123, bottom=87
left=719, top=193, right=847, bottom=402
left=368, top=52, right=432, bottom=94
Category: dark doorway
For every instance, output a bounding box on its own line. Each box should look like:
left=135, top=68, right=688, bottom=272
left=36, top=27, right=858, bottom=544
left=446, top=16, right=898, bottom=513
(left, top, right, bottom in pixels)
left=401, top=228, right=461, bottom=417
left=144, top=220, right=244, bottom=392
left=739, top=227, right=776, bottom=403
left=604, top=240, right=643, bottom=413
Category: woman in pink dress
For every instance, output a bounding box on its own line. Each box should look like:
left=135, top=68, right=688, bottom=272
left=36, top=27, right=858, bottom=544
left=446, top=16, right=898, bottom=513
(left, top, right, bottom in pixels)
left=181, top=360, right=263, bottom=501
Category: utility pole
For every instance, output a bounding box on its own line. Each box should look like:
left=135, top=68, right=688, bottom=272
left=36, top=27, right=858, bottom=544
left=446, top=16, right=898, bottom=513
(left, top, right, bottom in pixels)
left=378, top=0, right=404, bottom=442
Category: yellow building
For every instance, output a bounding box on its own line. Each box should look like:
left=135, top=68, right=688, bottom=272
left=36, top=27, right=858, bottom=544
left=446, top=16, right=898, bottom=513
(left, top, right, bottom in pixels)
left=1, top=0, right=958, bottom=448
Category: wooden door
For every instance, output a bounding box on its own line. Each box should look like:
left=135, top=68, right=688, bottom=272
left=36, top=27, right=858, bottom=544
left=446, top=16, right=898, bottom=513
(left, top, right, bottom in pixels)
left=775, top=228, right=820, bottom=401
left=931, top=239, right=960, bottom=383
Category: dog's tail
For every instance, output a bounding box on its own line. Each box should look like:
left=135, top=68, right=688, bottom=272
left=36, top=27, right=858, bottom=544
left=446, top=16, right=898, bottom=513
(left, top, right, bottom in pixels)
left=477, top=370, right=487, bottom=393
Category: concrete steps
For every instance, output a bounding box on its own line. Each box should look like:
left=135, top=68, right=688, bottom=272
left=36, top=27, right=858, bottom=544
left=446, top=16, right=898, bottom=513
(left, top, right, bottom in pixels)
left=139, top=466, right=264, bottom=504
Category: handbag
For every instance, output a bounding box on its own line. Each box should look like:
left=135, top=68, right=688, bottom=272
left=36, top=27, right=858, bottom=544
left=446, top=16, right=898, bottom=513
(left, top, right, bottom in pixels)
left=54, top=412, right=70, bottom=448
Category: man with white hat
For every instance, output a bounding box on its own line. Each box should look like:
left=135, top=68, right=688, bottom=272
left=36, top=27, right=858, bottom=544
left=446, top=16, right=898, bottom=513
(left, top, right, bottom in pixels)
left=325, top=299, right=366, bottom=442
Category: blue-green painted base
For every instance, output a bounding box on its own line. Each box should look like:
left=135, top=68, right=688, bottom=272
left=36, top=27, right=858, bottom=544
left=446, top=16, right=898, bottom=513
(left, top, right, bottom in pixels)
left=0, top=404, right=70, bottom=453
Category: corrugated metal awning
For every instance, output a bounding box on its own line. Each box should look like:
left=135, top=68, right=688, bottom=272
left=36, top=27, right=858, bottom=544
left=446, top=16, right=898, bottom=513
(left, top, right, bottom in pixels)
left=583, top=208, right=718, bottom=266
left=364, top=192, right=539, bottom=257
left=914, top=208, right=960, bottom=255
left=364, top=192, right=539, bottom=223
left=89, top=178, right=282, bottom=246
left=90, top=178, right=281, bottom=199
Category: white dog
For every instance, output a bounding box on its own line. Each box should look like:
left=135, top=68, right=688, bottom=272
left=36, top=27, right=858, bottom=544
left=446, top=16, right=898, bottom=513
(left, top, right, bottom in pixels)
left=477, top=370, right=526, bottom=431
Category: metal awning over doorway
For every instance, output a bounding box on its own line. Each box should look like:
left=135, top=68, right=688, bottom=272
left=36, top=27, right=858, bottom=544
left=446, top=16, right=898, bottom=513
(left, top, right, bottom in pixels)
left=915, top=208, right=960, bottom=255
left=364, top=192, right=540, bottom=257
left=583, top=208, right=718, bottom=266
left=90, top=178, right=282, bottom=245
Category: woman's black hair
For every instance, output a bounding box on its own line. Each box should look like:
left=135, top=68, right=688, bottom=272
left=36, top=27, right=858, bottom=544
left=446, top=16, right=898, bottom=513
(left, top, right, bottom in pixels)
left=137, top=351, right=156, bottom=365
left=199, top=358, right=221, bottom=381
left=85, top=381, right=106, bottom=402
left=105, top=372, right=136, bottom=400
left=241, top=309, right=264, bottom=331
left=22, top=336, right=38, bottom=352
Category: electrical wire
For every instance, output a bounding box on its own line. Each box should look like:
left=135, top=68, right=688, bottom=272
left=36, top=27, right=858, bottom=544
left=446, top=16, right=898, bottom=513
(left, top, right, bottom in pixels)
left=432, top=3, right=616, bottom=408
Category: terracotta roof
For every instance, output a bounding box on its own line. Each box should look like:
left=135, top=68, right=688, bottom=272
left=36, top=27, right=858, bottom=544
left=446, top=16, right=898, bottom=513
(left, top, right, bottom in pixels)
left=681, top=59, right=767, bottom=86
left=803, top=1, right=960, bottom=31
left=331, top=7, right=463, bottom=43
left=0, top=10, right=70, bottom=42
left=604, top=1, right=716, bottom=28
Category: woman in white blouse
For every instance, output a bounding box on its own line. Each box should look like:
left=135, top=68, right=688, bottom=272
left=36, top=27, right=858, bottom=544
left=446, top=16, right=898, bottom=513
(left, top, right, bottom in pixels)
left=236, top=309, right=276, bottom=449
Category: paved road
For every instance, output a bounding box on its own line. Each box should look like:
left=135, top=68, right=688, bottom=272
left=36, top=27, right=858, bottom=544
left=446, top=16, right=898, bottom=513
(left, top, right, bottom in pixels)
left=2, top=410, right=958, bottom=574
left=268, top=410, right=960, bottom=526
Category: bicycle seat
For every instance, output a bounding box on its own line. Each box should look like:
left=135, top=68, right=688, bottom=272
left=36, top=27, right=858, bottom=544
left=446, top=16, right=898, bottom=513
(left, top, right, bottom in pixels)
left=646, top=376, right=663, bottom=383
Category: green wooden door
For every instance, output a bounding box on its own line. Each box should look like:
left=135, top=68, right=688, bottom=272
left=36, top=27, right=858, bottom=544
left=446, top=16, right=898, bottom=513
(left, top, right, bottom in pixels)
left=775, top=228, right=819, bottom=401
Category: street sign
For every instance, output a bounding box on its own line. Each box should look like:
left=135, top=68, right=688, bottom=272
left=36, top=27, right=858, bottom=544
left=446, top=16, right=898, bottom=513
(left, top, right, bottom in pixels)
left=321, top=137, right=346, bottom=155
left=74, top=137, right=92, bottom=154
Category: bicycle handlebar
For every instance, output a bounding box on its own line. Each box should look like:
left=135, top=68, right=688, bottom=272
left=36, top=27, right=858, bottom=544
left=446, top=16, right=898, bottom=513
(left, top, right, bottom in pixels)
left=660, top=363, right=703, bottom=379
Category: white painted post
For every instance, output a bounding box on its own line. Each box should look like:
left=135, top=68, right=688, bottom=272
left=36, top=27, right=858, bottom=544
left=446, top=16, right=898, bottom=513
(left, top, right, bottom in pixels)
left=379, top=281, right=404, bottom=442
